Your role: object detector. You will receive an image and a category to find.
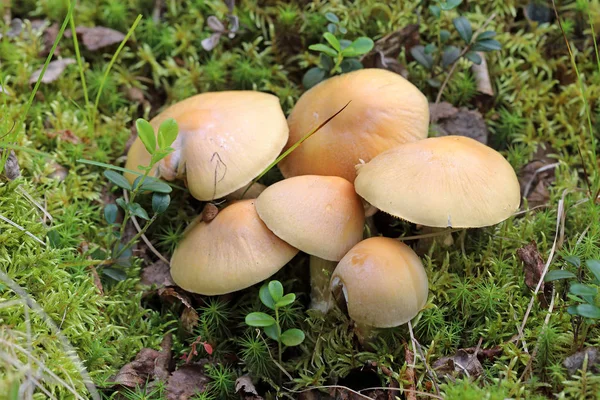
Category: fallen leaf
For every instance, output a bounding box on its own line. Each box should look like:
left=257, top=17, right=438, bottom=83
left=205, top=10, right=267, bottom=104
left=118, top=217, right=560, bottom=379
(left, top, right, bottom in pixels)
left=470, top=52, right=494, bottom=97
left=46, top=129, right=80, bottom=144
left=564, top=347, right=600, bottom=376
left=517, top=242, right=545, bottom=291
left=29, top=58, right=76, bottom=84
left=1, top=150, right=21, bottom=180
left=158, top=287, right=193, bottom=309
left=181, top=307, right=199, bottom=333
left=154, top=334, right=173, bottom=382
left=429, top=102, right=489, bottom=145
left=113, top=348, right=161, bottom=387
left=166, top=364, right=209, bottom=400
left=235, top=375, right=263, bottom=400
left=518, top=145, right=557, bottom=208
left=141, top=260, right=175, bottom=287
left=361, top=24, right=419, bottom=78
left=433, top=348, right=483, bottom=380
left=41, top=22, right=59, bottom=56
left=66, top=26, right=126, bottom=51
left=47, top=162, right=68, bottom=182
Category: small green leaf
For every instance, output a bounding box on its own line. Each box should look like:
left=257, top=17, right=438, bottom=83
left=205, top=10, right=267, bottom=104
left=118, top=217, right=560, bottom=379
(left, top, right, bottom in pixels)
left=136, top=118, right=156, bottom=155
left=327, top=23, right=337, bottom=34
left=47, top=230, right=61, bottom=248
left=410, top=46, right=433, bottom=70
left=276, top=293, right=296, bottom=308
left=424, top=43, right=437, bottom=54
left=440, top=0, right=462, bottom=10
left=104, top=204, right=118, bottom=224
left=453, top=17, right=472, bottom=43
left=442, top=46, right=461, bottom=67
left=280, top=329, right=305, bottom=346
left=260, top=284, right=276, bottom=310
left=340, top=37, right=374, bottom=57
left=569, top=283, right=597, bottom=304
left=104, top=170, right=132, bottom=191
left=567, top=305, right=579, bottom=315
left=152, top=193, right=170, bottom=214
left=465, top=51, right=482, bottom=65
left=339, top=39, right=352, bottom=50
left=141, top=177, right=172, bottom=193
left=129, top=202, right=150, bottom=220
left=564, top=256, right=581, bottom=267
left=303, top=67, right=326, bottom=89
left=340, top=58, right=363, bottom=73
left=427, top=78, right=441, bottom=88
left=150, top=149, right=173, bottom=166
left=308, top=43, right=338, bottom=57
left=319, top=54, right=334, bottom=70
left=102, top=267, right=127, bottom=281
left=323, top=32, right=341, bottom=52
left=586, top=260, right=600, bottom=282
left=325, top=12, right=339, bottom=24
left=573, top=304, right=600, bottom=319
left=245, top=312, right=276, bottom=327
left=116, top=197, right=127, bottom=211
left=157, top=118, right=178, bottom=149
left=264, top=324, right=279, bottom=341
left=429, top=5, right=441, bottom=18
left=476, top=31, right=496, bottom=41
left=471, top=39, right=501, bottom=52
left=440, top=29, right=450, bottom=42
left=544, top=270, right=576, bottom=282
left=268, top=280, right=284, bottom=302
left=338, top=26, right=347, bottom=34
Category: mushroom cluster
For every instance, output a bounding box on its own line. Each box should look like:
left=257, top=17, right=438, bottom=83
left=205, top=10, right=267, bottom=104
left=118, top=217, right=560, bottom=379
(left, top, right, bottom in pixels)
left=130, top=68, right=520, bottom=340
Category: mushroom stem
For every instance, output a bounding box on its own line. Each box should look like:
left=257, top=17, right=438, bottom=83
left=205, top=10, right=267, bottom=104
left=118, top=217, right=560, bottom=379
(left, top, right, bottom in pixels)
left=354, top=323, right=378, bottom=347
left=309, top=256, right=337, bottom=312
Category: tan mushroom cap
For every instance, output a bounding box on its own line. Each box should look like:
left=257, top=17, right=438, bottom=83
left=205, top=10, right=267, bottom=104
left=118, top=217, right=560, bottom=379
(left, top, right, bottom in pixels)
left=125, top=91, right=289, bottom=200
left=331, top=237, right=429, bottom=328
left=278, top=68, right=429, bottom=182
left=170, top=199, right=299, bottom=295
left=255, top=175, right=365, bottom=261
left=354, top=136, right=521, bottom=228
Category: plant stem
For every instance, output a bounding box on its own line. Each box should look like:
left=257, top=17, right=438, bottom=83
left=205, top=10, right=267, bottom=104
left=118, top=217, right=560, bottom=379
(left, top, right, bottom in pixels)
left=114, top=214, right=158, bottom=260
left=309, top=256, right=337, bottom=312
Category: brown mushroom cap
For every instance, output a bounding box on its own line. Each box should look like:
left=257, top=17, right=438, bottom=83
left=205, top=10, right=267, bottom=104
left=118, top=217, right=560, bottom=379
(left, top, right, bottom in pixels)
left=278, top=69, right=429, bottom=182
left=330, top=237, right=429, bottom=328
left=170, top=199, right=299, bottom=295
left=354, top=135, right=521, bottom=228
left=125, top=91, right=288, bottom=200
left=255, top=175, right=365, bottom=261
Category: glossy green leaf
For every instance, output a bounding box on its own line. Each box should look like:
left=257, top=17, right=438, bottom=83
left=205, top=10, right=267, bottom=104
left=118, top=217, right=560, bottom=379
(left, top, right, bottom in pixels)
left=141, top=177, right=172, bottom=193
left=308, top=43, right=338, bottom=57
left=276, top=293, right=296, bottom=308
left=569, top=283, right=597, bottom=304
left=104, top=204, right=118, bottom=224
left=327, top=23, right=337, bottom=34
left=440, top=0, right=462, bottom=10
left=471, top=39, right=501, bottom=52
left=259, top=283, right=276, bottom=310
left=323, top=32, right=341, bottom=51
left=158, top=118, right=178, bottom=149
left=338, top=26, right=347, bottom=34
left=442, top=46, right=461, bottom=67
left=245, top=312, right=276, bottom=327
left=152, top=193, right=170, bottom=214
left=429, top=5, right=441, bottom=18
left=424, top=43, right=437, bottom=54
left=465, top=51, right=482, bottom=65
left=102, top=267, right=127, bottom=281
left=477, top=31, right=496, bottom=41
left=115, top=197, right=127, bottom=211
left=440, top=29, right=450, bottom=42
left=303, top=67, right=326, bottom=89
left=280, top=329, right=305, bottom=346
left=104, top=170, right=132, bottom=191
left=129, top=202, right=150, bottom=220
left=339, top=39, right=352, bottom=50
left=453, top=17, right=472, bottom=43
left=573, top=304, right=600, bottom=319
left=325, top=12, right=339, bottom=23
left=319, top=54, right=334, bottom=71
left=564, top=256, right=581, bottom=267
left=410, top=46, right=433, bottom=70
left=340, top=37, right=374, bottom=57
left=544, top=270, right=576, bottom=282
left=268, top=280, right=284, bottom=302
left=264, top=324, right=279, bottom=341
left=340, top=58, right=363, bottom=73
left=586, top=260, right=600, bottom=282
left=427, top=78, right=441, bottom=88
left=136, top=118, right=156, bottom=155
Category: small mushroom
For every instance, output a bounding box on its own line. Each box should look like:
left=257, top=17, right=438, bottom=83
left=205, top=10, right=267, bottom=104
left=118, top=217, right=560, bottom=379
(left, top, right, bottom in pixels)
left=330, top=237, right=429, bottom=343
left=125, top=91, right=289, bottom=201
left=254, top=175, right=365, bottom=312
left=170, top=199, right=299, bottom=295
left=354, top=136, right=521, bottom=228
left=279, top=68, right=430, bottom=182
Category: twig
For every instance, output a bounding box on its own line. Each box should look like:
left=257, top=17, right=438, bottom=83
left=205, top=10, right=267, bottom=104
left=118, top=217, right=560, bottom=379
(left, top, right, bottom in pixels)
left=16, top=186, right=53, bottom=223
left=0, top=213, right=46, bottom=246
left=522, top=163, right=560, bottom=199
left=435, top=12, right=497, bottom=105
left=407, top=320, right=440, bottom=395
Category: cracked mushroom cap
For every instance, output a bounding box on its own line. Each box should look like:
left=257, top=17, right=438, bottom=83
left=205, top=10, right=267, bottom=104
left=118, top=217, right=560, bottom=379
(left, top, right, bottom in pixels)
left=255, top=175, right=365, bottom=261
left=354, top=136, right=521, bottom=228
left=125, top=91, right=289, bottom=200
left=170, top=199, right=299, bottom=295
left=330, top=237, right=429, bottom=328
left=278, top=68, right=429, bottom=182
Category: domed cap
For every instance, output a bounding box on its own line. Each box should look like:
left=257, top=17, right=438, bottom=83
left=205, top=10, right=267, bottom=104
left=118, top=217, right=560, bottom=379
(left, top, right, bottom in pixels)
left=330, top=237, right=429, bottom=328
left=255, top=175, right=365, bottom=261
left=170, top=199, right=299, bottom=295
left=354, top=136, right=521, bottom=228
left=125, top=91, right=289, bottom=200
left=278, top=69, right=429, bottom=182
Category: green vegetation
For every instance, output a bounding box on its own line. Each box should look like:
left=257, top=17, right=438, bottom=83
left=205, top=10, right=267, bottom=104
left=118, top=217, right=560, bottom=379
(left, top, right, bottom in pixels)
left=1, top=0, right=600, bottom=398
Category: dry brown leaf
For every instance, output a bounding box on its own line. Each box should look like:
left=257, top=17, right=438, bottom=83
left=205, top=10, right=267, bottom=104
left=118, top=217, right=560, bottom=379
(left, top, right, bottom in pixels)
left=429, top=102, right=489, bottom=145
left=2, top=150, right=21, bottom=180
left=154, top=334, right=173, bottom=382
left=158, top=287, right=193, bottom=309
left=361, top=24, right=419, bottom=78
left=517, top=242, right=545, bottom=292
left=29, top=58, right=76, bottom=84
left=518, top=145, right=557, bottom=208
left=113, top=348, right=161, bottom=387
left=66, top=26, right=126, bottom=51
left=47, top=129, right=81, bottom=144
left=166, top=364, right=210, bottom=400
left=141, top=260, right=175, bottom=287
left=235, top=375, right=263, bottom=400
left=181, top=307, right=199, bottom=333
left=433, top=349, right=483, bottom=380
